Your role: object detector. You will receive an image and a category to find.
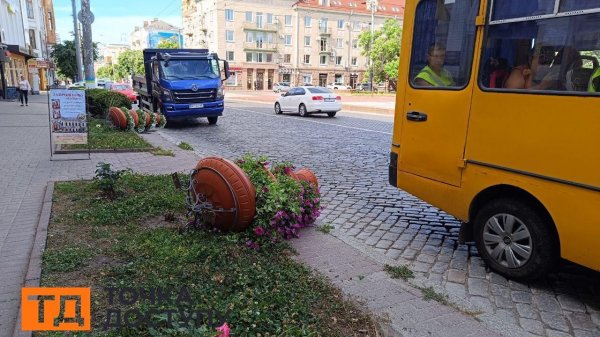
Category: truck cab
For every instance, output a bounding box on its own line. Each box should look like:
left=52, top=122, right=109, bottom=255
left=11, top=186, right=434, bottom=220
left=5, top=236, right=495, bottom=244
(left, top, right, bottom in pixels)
left=134, top=49, right=230, bottom=124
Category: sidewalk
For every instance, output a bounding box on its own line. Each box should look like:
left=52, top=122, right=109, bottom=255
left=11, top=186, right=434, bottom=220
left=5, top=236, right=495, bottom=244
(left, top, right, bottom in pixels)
left=0, top=93, right=498, bottom=336
left=225, top=89, right=396, bottom=115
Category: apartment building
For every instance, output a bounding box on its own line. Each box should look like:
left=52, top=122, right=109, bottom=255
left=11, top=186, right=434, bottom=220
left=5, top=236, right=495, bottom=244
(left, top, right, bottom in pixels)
left=182, top=0, right=404, bottom=90
left=131, top=18, right=183, bottom=51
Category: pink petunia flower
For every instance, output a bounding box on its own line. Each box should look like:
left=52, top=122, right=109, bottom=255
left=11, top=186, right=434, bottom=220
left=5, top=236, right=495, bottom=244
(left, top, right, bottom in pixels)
left=216, top=322, right=231, bottom=337
left=254, top=227, right=265, bottom=236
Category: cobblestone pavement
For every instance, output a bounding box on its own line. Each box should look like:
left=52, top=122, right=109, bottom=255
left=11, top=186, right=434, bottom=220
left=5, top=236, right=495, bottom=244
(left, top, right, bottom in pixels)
left=160, top=101, right=600, bottom=337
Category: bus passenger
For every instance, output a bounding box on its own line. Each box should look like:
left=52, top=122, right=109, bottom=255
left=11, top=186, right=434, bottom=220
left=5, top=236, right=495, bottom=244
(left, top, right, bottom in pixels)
left=414, top=44, right=455, bottom=87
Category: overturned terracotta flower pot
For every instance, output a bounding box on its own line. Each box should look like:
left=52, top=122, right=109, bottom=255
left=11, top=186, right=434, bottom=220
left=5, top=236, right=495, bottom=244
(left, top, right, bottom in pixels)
left=155, top=113, right=161, bottom=125
left=191, top=157, right=256, bottom=232
left=108, top=107, right=127, bottom=130
left=294, top=168, right=318, bottom=187
left=130, top=109, right=139, bottom=127
left=144, top=112, right=152, bottom=127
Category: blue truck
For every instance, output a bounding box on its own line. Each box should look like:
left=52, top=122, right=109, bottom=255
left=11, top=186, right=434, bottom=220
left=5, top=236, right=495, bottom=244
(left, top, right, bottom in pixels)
left=133, top=49, right=230, bottom=124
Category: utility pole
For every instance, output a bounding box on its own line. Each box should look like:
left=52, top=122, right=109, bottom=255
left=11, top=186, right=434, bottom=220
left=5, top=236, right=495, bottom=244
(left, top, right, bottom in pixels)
left=0, top=36, right=7, bottom=99
left=80, top=0, right=95, bottom=88
left=367, top=0, right=378, bottom=93
left=71, top=0, right=83, bottom=82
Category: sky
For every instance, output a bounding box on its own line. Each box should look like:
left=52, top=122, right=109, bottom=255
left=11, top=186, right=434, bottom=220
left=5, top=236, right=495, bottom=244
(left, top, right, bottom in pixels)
left=53, top=0, right=182, bottom=46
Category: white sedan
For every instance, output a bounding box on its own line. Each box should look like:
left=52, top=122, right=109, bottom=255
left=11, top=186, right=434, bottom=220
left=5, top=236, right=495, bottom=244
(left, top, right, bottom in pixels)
left=274, top=86, right=341, bottom=117
left=326, top=83, right=351, bottom=90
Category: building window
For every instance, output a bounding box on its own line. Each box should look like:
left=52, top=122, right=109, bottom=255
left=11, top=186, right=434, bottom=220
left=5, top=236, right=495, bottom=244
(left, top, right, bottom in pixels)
left=304, top=36, right=311, bottom=46
left=266, top=53, right=273, bottom=63
left=29, top=29, right=36, bottom=49
left=335, top=74, right=343, bottom=84
left=320, top=55, right=328, bottom=65
left=256, top=12, right=263, bottom=28
left=225, top=9, right=234, bottom=21
left=352, top=39, right=358, bottom=49
left=285, top=15, right=292, bottom=26
left=26, top=0, right=34, bottom=18
left=353, top=21, right=361, bottom=31
left=351, top=57, right=357, bottom=66
left=225, top=30, right=234, bottom=42
left=320, top=38, right=328, bottom=52
left=305, top=16, right=312, bottom=27
left=225, top=72, right=238, bottom=86
left=320, top=0, right=329, bottom=6
left=303, top=74, right=312, bottom=84
left=336, top=38, right=343, bottom=49
left=246, top=32, right=254, bottom=42
left=246, top=52, right=253, bottom=62
left=336, top=56, right=342, bottom=65
left=284, top=54, right=291, bottom=63
left=246, top=11, right=253, bottom=22
left=257, top=53, right=264, bottom=62
left=338, top=19, right=345, bottom=29
left=267, top=13, right=273, bottom=24
left=303, top=55, right=311, bottom=64
left=226, top=51, right=234, bottom=61
left=284, top=35, right=292, bottom=45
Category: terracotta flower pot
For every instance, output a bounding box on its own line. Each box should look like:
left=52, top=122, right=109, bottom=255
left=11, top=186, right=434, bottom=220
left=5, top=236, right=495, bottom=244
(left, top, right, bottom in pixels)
left=155, top=113, right=161, bottom=125
left=191, top=157, right=256, bottom=232
left=108, top=107, right=127, bottom=130
left=294, top=168, right=318, bottom=187
left=131, top=109, right=139, bottom=127
left=144, top=112, right=152, bottom=127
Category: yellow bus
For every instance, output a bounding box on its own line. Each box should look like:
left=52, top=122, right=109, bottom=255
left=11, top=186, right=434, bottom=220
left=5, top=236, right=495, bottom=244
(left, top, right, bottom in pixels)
left=389, top=0, right=600, bottom=280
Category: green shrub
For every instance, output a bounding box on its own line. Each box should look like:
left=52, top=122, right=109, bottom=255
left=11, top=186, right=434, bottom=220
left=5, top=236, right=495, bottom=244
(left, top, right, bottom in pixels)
left=86, top=89, right=131, bottom=117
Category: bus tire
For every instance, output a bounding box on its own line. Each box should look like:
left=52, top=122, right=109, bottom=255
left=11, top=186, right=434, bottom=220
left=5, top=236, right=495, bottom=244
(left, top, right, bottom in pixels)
left=474, top=198, right=558, bottom=280
left=208, top=116, right=218, bottom=125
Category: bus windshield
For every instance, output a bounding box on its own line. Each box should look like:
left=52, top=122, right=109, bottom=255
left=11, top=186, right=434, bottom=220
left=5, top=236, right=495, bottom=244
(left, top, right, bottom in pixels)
left=160, top=59, right=220, bottom=80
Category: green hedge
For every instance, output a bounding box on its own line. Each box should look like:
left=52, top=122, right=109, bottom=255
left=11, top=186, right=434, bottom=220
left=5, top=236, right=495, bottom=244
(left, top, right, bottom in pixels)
left=85, top=89, right=132, bottom=117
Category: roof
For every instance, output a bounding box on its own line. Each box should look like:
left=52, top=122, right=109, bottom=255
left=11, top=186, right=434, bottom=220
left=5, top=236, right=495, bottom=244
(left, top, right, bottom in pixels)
left=294, top=0, right=405, bottom=17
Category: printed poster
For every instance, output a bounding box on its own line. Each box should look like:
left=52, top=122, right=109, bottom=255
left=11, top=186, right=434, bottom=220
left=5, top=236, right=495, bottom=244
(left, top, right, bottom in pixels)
left=50, top=89, right=88, bottom=144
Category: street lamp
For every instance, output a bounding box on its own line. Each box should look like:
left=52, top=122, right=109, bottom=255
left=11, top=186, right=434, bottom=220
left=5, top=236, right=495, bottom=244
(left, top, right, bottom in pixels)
left=365, top=0, right=378, bottom=92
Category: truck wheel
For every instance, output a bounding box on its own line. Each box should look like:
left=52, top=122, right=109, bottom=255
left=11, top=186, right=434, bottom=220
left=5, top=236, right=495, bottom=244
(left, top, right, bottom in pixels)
left=208, top=116, right=218, bottom=125
left=299, top=104, right=309, bottom=117
left=474, top=198, right=558, bottom=280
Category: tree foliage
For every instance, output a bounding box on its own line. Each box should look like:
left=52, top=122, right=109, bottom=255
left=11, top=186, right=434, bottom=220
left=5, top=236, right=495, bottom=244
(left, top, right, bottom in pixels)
left=358, top=19, right=402, bottom=84
left=96, top=65, right=115, bottom=80
left=157, top=38, right=179, bottom=49
left=113, top=50, right=145, bottom=79
left=50, top=40, right=99, bottom=80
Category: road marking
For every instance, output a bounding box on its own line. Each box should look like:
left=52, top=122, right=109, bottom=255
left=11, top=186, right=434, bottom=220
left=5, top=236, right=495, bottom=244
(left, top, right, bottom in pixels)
left=227, top=105, right=393, bottom=136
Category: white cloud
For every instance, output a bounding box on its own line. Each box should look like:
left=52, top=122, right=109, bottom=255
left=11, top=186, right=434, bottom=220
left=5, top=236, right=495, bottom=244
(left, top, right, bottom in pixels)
left=56, top=15, right=182, bottom=45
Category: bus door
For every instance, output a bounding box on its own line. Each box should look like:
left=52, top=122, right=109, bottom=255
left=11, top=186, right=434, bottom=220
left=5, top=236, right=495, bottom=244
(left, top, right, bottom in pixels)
left=398, top=0, right=481, bottom=187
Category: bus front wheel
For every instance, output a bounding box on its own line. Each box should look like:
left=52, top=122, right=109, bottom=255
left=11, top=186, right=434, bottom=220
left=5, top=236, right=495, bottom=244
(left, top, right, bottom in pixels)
left=474, top=198, right=558, bottom=280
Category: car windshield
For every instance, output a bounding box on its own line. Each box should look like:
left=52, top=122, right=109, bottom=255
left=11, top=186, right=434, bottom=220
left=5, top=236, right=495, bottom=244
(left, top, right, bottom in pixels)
left=307, top=87, right=332, bottom=94
left=112, top=85, right=130, bottom=91
left=160, top=59, right=220, bottom=80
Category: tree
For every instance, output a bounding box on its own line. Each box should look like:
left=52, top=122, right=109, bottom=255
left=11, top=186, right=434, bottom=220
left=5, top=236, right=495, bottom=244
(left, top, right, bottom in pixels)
left=358, top=19, right=402, bottom=88
left=157, top=37, right=179, bottom=49
left=113, top=50, right=144, bottom=80
left=96, top=64, right=115, bottom=80
left=50, top=40, right=99, bottom=80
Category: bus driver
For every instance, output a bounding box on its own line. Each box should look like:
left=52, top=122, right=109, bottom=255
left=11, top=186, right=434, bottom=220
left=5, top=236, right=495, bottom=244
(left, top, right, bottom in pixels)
left=414, top=44, right=455, bottom=87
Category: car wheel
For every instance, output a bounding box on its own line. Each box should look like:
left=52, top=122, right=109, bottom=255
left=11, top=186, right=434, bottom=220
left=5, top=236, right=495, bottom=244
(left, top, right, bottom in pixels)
left=299, top=104, right=308, bottom=117
left=327, top=111, right=337, bottom=117
left=474, top=198, right=558, bottom=280
left=207, top=116, right=218, bottom=124
left=333, top=87, right=338, bottom=90
left=274, top=102, right=282, bottom=114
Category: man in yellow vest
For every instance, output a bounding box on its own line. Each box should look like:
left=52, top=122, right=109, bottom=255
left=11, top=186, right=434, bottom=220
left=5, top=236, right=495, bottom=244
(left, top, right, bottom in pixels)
left=414, top=44, right=455, bottom=87
left=588, top=67, right=600, bottom=92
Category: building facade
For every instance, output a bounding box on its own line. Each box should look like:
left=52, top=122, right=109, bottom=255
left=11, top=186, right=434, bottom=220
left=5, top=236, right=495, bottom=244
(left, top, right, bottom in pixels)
left=131, top=18, right=183, bottom=51
left=0, top=0, right=54, bottom=96
left=182, top=0, right=404, bottom=90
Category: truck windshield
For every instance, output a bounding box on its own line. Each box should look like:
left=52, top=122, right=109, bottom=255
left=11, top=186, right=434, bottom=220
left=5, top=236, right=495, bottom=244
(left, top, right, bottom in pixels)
left=160, top=59, right=220, bottom=80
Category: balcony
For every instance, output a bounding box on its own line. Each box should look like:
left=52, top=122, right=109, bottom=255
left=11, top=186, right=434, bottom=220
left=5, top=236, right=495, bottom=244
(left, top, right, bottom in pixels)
left=319, top=46, right=333, bottom=54
left=242, top=22, right=279, bottom=32
left=243, top=42, right=279, bottom=52
left=319, top=27, right=332, bottom=35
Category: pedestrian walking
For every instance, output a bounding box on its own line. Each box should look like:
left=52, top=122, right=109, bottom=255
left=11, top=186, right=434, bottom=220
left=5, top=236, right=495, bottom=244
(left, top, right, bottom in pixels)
left=18, top=75, right=31, bottom=106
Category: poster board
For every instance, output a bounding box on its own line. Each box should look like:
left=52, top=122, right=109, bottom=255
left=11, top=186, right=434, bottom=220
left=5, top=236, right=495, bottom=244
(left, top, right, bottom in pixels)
left=49, top=89, right=88, bottom=144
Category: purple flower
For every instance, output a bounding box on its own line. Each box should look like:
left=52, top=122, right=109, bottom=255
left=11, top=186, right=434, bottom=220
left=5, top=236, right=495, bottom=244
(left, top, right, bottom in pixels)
left=254, top=227, right=265, bottom=236
left=283, top=167, right=292, bottom=175
left=262, top=186, right=269, bottom=193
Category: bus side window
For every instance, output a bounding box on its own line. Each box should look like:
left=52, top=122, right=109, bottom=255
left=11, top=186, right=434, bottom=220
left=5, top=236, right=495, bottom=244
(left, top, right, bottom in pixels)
left=481, top=5, right=600, bottom=94
left=409, top=0, right=479, bottom=89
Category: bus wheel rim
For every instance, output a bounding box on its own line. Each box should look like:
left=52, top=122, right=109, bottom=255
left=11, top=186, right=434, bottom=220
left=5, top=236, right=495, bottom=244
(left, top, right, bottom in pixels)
left=483, top=213, right=532, bottom=269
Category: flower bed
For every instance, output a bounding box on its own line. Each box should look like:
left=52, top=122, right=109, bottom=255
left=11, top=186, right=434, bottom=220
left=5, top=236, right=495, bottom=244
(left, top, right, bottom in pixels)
left=235, top=154, right=322, bottom=250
